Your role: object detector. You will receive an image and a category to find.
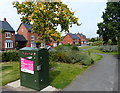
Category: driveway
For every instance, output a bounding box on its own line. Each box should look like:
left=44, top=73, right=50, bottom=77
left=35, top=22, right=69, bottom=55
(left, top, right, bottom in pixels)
left=63, top=53, right=118, bottom=91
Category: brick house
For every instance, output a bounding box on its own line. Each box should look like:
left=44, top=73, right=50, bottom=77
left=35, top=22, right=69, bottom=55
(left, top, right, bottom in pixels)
left=0, top=19, right=87, bottom=50
left=77, top=32, right=87, bottom=44
left=0, top=18, right=15, bottom=51
left=15, top=34, right=27, bottom=49
left=16, top=23, right=40, bottom=48
left=62, top=33, right=80, bottom=45
left=16, top=23, right=60, bottom=48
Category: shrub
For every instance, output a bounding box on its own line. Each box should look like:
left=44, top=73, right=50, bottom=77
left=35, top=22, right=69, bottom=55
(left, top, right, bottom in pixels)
left=2, top=50, right=19, bottom=62
left=49, top=49, right=94, bottom=65
left=54, top=44, right=71, bottom=51
left=55, top=46, right=71, bottom=52
left=90, top=41, right=103, bottom=46
left=81, top=53, right=94, bottom=65
left=63, top=51, right=81, bottom=63
left=99, top=45, right=118, bottom=52
left=71, top=44, right=79, bottom=51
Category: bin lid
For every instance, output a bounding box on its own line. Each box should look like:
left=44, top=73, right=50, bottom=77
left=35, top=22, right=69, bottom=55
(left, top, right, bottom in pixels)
left=20, top=47, right=46, bottom=51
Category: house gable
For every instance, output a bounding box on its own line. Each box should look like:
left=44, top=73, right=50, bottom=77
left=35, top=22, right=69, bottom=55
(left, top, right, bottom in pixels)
left=62, top=34, right=74, bottom=44
left=0, top=18, right=15, bottom=50
left=17, top=23, right=29, bottom=40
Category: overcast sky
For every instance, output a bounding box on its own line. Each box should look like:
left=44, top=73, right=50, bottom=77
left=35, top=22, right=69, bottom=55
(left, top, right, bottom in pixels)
left=0, top=0, right=107, bottom=38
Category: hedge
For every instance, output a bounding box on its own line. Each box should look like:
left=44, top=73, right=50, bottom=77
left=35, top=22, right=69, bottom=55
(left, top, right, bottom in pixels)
left=2, top=50, right=19, bottom=62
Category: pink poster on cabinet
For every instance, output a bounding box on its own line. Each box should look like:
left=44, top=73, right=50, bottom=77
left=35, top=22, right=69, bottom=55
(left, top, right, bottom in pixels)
left=20, top=57, right=34, bottom=74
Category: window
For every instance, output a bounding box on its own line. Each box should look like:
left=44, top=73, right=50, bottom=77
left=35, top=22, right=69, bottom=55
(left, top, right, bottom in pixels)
left=53, top=43, right=57, bottom=47
left=40, top=43, right=46, bottom=48
left=5, top=40, right=13, bottom=48
left=21, top=29, right=24, bottom=32
left=31, top=36, right=34, bottom=40
left=5, top=32, right=11, bottom=38
left=31, top=41, right=36, bottom=48
left=67, top=38, right=70, bottom=40
left=59, top=43, right=62, bottom=45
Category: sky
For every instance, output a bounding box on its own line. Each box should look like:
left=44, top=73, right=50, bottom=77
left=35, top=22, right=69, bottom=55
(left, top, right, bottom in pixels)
left=0, top=0, right=107, bottom=38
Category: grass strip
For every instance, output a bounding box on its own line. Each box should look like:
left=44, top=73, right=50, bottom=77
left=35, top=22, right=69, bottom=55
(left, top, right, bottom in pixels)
left=1, top=53, right=103, bottom=89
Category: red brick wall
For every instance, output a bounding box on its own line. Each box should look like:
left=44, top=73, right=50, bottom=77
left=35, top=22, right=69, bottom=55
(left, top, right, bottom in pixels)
left=27, top=32, right=39, bottom=47
left=17, top=24, right=39, bottom=47
left=1, top=32, right=15, bottom=50
left=77, top=34, right=87, bottom=44
left=62, top=35, right=76, bottom=45
left=17, top=24, right=28, bottom=40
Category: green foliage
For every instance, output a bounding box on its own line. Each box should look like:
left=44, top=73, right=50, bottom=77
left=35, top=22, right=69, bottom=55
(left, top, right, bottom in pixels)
left=71, top=44, right=79, bottom=51
left=97, top=2, right=120, bottom=44
left=13, top=1, right=80, bottom=41
left=49, top=45, right=94, bottom=65
left=54, top=44, right=71, bottom=51
left=84, top=46, right=118, bottom=55
left=90, top=41, right=103, bottom=46
left=89, top=38, right=96, bottom=42
left=99, top=45, right=118, bottom=52
left=2, top=50, right=19, bottom=62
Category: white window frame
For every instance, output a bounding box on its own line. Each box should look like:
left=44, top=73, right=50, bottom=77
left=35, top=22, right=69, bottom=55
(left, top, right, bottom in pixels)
left=21, top=29, right=24, bottom=32
left=53, top=43, right=57, bottom=47
left=31, top=41, right=36, bottom=48
left=59, top=43, right=62, bottom=45
left=5, top=32, right=11, bottom=38
left=5, top=40, right=13, bottom=48
left=31, top=35, right=34, bottom=40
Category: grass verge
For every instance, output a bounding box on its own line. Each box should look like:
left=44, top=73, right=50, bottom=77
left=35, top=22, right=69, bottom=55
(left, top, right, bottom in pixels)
left=84, top=46, right=118, bottom=55
left=0, top=62, right=20, bottom=86
left=49, top=62, right=87, bottom=89
left=90, top=54, right=103, bottom=63
left=78, top=46, right=92, bottom=50
left=1, top=53, right=102, bottom=89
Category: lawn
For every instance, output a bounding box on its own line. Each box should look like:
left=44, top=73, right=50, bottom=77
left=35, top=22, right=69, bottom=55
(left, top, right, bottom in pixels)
left=0, top=53, right=102, bottom=89
left=90, top=53, right=103, bottom=63
left=78, top=46, right=93, bottom=50
left=49, top=62, right=87, bottom=89
left=84, top=46, right=118, bottom=55
left=0, top=61, right=87, bottom=89
left=0, top=62, right=20, bottom=86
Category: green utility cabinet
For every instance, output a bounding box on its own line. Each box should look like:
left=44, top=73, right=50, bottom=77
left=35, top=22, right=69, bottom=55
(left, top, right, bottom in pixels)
left=19, top=47, right=49, bottom=91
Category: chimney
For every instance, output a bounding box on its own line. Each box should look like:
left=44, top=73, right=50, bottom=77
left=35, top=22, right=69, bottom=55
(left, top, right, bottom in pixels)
left=4, top=18, right=6, bottom=21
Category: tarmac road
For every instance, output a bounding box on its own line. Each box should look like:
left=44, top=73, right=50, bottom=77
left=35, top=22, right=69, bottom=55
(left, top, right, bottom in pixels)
left=63, top=53, right=118, bottom=91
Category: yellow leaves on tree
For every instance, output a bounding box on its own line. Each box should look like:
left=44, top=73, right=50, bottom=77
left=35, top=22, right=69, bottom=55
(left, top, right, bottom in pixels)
left=13, top=0, right=80, bottom=42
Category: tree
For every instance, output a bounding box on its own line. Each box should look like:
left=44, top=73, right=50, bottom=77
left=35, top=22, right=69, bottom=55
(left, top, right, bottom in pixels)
left=13, top=0, right=80, bottom=47
left=97, top=2, right=120, bottom=45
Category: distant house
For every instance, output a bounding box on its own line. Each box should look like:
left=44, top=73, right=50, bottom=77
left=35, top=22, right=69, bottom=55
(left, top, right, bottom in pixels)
left=0, top=18, right=87, bottom=51
left=77, top=32, right=87, bottom=44
left=17, top=23, right=40, bottom=48
left=17, top=23, right=61, bottom=49
left=0, top=18, right=15, bottom=51
left=62, top=33, right=80, bottom=45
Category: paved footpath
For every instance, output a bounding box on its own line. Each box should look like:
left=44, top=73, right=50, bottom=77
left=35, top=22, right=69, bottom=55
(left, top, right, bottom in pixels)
left=63, top=53, right=118, bottom=91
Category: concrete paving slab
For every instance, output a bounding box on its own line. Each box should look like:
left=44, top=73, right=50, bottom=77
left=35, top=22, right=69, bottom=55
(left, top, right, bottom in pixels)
left=2, top=79, right=60, bottom=92
left=41, top=86, right=60, bottom=91
left=7, top=80, right=20, bottom=88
